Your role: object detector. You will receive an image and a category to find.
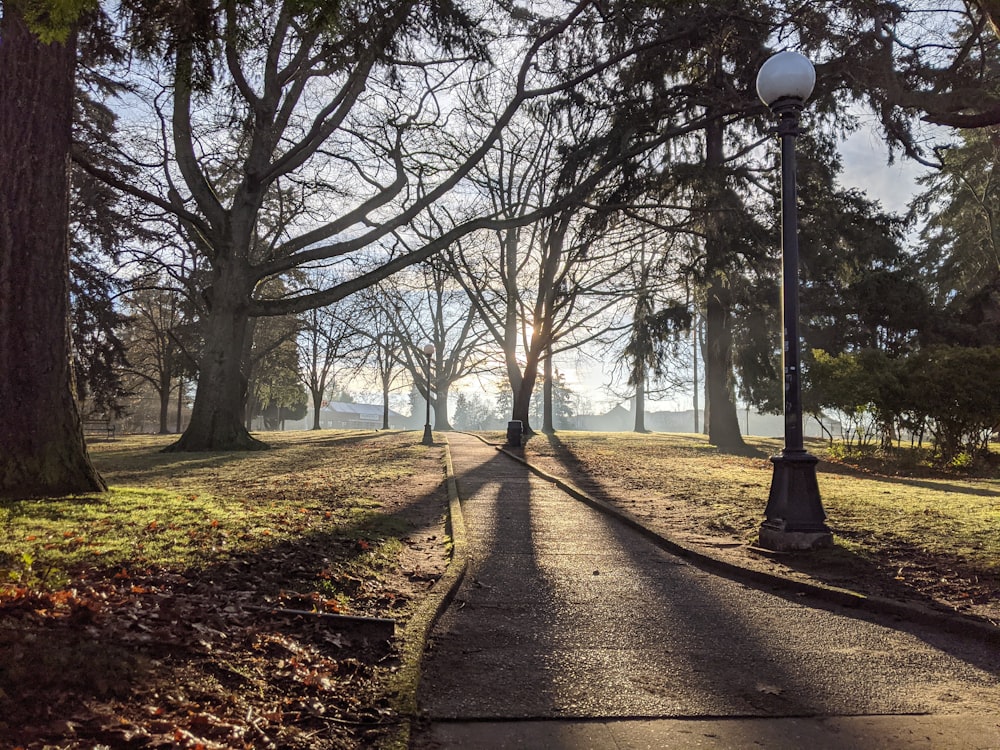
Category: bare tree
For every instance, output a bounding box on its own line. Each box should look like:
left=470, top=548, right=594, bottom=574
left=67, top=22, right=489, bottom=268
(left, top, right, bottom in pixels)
left=298, top=298, right=362, bottom=431
left=120, top=283, right=192, bottom=434
left=348, top=290, right=408, bottom=430
left=608, top=231, right=693, bottom=433
left=374, top=260, right=492, bottom=431
left=80, top=1, right=677, bottom=451
left=243, top=309, right=306, bottom=430
left=447, top=105, right=638, bottom=433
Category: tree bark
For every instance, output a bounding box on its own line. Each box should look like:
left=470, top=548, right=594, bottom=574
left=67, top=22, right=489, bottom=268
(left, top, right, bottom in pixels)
left=633, top=380, right=647, bottom=433
left=703, top=116, right=746, bottom=452
left=976, top=0, right=1000, bottom=37
left=432, top=383, right=453, bottom=431
left=311, top=388, right=323, bottom=430
left=511, top=354, right=539, bottom=433
left=704, top=289, right=743, bottom=447
left=0, top=9, right=106, bottom=498
left=382, top=380, right=390, bottom=430
left=692, top=318, right=700, bottom=434
left=542, top=349, right=555, bottom=434
left=164, top=267, right=266, bottom=451
left=176, top=377, right=184, bottom=433
left=158, top=345, right=173, bottom=434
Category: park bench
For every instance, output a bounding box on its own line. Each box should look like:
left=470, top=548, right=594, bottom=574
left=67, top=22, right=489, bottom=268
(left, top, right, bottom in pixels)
left=82, top=418, right=116, bottom=440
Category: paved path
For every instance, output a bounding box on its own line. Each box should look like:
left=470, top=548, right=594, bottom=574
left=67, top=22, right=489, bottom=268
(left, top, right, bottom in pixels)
left=414, top=434, right=1000, bottom=748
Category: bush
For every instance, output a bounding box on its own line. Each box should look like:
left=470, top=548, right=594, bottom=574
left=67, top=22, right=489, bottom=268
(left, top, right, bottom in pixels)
left=906, top=346, right=1000, bottom=462
left=808, top=346, right=1000, bottom=464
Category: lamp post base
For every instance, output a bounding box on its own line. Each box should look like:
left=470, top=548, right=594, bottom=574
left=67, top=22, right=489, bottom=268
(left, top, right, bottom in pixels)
left=758, top=451, right=832, bottom=551
left=422, top=425, right=433, bottom=446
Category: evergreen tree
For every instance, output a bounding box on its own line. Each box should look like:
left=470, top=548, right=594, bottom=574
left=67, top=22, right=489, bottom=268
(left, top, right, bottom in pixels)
left=83, top=0, right=499, bottom=451
left=70, top=55, right=150, bottom=417
left=914, top=129, right=1000, bottom=346
left=530, top=369, right=574, bottom=430
left=120, top=283, right=198, bottom=434
left=1, top=2, right=106, bottom=498
left=453, top=391, right=495, bottom=430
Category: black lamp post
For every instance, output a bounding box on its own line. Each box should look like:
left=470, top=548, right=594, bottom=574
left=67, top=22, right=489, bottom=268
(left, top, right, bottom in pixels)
left=756, top=51, right=832, bottom=551
left=421, top=342, right=435, bottom=446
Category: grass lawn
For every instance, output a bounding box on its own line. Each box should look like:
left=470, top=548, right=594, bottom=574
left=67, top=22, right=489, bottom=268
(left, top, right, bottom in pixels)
left=0, top=430, right=448, bottom=750
left=519, top=431, right=1000, bottom=622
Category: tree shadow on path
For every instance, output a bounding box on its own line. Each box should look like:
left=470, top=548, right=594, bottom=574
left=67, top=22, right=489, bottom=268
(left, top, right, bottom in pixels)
left=417, top=436, right=1000, bottom=745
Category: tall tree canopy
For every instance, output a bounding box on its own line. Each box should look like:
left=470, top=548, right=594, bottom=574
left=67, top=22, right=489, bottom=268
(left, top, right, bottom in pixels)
left=82, top=0, right=682, bottom=451
left=541, top=0, right=1000, bottom=448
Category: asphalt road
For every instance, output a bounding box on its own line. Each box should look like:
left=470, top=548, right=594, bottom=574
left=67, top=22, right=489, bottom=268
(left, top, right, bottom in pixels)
left=414, top=433, right=1000, bottom=748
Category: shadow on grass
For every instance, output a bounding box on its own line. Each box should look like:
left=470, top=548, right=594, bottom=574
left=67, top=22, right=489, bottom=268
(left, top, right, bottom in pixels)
left=0, top=488, right=438, bottom=744
left=851, top=472, right=1000, bottom=498
left=0, top=431, right=451, bottom=748
left=720, top=441, right=770, bottom=459
left=92, top=430, right=401, bottom=488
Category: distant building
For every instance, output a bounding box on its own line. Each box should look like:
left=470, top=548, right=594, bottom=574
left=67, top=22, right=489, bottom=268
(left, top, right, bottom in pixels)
left=645, top=410, right=700, bottom=433
left=576, top=404, right=632, bottom=431
left=279, top=401, right=405, bottom=431
left=319, top=402, right=404, bottom=429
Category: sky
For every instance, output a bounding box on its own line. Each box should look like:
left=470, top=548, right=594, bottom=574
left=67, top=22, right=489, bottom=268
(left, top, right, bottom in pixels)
left=838, top=124, right=933, bottom=216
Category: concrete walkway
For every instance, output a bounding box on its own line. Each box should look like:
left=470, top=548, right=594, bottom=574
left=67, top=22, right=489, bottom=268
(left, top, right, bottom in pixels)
left=413, top=433, right=1000, bottom=749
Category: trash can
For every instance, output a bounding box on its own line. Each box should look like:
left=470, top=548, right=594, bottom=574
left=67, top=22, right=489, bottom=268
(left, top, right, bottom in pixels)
left=506, top=420, right=523, bottom=447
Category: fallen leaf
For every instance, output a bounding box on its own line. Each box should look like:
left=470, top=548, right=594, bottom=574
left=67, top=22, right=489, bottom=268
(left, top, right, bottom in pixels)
left=756, top=683, right=783, bottom=696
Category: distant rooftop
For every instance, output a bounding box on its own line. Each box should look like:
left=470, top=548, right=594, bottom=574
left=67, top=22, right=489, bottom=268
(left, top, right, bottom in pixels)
left=321, top=401, right=403, bottom=419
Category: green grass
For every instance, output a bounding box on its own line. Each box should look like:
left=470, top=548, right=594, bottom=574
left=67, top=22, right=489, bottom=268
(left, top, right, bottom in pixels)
left=523, top=431, right=1000, bottom=576
left=0, top=430, right=435, bottom=593
left=0, top=430, right=446, bottom=749
left=819, top=469, right=1000, bottom=568
left=2, top=487, right=235, bottom=587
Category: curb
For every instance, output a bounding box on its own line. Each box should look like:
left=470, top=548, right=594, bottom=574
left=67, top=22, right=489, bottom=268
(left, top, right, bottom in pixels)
left=478, top=436, right=999, bottom=646
left=389, top=437, right=469, bottom=748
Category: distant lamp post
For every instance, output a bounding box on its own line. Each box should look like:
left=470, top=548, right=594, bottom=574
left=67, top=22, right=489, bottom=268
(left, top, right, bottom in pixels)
left=421, top=343, right=435, bottom=446
left=756, top=51, right=832, bottom=551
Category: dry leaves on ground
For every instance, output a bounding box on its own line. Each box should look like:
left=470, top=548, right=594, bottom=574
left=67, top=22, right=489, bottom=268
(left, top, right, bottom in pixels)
left=0, top=431, right=450, bottom=749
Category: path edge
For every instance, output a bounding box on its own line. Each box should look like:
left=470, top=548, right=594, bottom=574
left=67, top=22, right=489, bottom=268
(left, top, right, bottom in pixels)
left=387, top=437, right=469, bottom=749
left=467, top=433, right=999, bottom=646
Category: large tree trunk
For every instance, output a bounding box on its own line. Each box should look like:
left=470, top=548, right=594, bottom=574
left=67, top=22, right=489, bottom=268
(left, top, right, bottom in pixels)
left=157, top=346, right=173, bottom=434
left=176, top=377, right=185, bottom=433
left=511, top=353, right=540, bottom=434
left=633, top=380, right=647, bottom=433
left=158, top=381, right=171, bottom=434
left=704, top=284, right=744, bottom=449
left=311, top=387, right=323, bottom=430
left=692, top=319, right=701, bottom=434
left=542, top=350, right=554, bottom=434
left=0, top=10, right=106, bottom=498
left=703, top=116, right=746, bottom=452
left=165, top=270, right=266, bottom=451
left=432, top=383, right=453, bottom=431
